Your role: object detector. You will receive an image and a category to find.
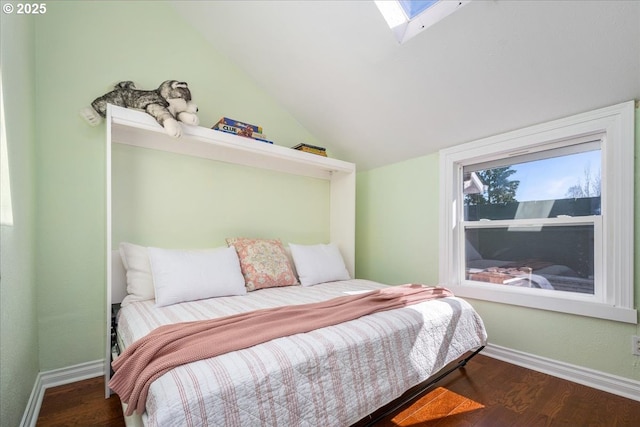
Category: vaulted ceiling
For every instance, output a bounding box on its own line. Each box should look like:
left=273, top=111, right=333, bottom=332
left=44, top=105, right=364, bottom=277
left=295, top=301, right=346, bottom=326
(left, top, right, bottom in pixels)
left=171, top=1, right=640, bottom=170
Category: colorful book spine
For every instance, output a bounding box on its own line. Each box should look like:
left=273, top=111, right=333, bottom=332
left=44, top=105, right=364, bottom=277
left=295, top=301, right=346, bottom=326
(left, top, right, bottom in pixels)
left=213, top=123, right=268, bottom=140
left=213, top=127, right=273, bottom=144
left=213, top=117, right=263, bottom=134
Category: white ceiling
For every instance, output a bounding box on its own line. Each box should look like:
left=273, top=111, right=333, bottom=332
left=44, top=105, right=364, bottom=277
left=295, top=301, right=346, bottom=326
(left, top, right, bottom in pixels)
left=171, top=0, right=640, bottom=171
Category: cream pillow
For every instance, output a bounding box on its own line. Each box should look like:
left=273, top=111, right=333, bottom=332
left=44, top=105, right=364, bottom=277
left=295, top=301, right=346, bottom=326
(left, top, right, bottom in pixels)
left=119, top=242, right=155, bottom=306
left=147, top=246, right=246, bottom=307
left=289, top=243, right=350, bottom=286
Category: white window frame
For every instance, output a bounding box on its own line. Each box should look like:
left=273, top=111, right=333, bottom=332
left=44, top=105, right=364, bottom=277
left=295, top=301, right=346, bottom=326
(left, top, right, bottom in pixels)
left=0, top=69, right=13, bottom=227
left=374, top=0, right=471, bottom=44
left=439, top=101, right=636, bottom=324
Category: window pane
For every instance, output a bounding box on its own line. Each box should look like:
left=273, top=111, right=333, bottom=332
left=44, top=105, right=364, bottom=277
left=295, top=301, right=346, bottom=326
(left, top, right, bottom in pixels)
left=398, top=0, right=439, bottom=19
left=464, top=149, right=601, bottom=221
left=465, top=225, right=594, bottom=294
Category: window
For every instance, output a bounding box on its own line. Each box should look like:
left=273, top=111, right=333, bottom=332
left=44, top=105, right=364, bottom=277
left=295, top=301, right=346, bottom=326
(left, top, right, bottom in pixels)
left=439, top=101, right=636, bottom=323
left=375, top=0, right=470, bottom=44
left=398, top=1, right=440, bottom=19
left=0, top=68, right=13, bottom=227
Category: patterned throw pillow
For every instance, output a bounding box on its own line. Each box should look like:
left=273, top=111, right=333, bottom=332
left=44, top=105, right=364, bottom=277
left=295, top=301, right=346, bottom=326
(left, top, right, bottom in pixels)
left=226, top=237, right=298, bottom=291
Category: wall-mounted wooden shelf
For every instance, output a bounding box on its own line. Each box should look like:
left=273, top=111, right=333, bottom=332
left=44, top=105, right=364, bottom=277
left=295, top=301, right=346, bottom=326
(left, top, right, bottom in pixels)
left=108, top=105, right=355, bottom=180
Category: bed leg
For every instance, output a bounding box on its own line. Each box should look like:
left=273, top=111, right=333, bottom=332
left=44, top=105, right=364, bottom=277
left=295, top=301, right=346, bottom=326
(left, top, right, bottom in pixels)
left=363, top=345, right=485, bottom=427
left=458, top=344, right=485, bottom=368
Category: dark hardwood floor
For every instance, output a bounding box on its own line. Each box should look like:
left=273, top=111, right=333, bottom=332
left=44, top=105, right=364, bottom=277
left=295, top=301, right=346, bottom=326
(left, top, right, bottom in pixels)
left=36, top=354, right=640, bottom=426
left=36, top=376, right=124, bottom=427
left=364, top=354, right=640, bottom=426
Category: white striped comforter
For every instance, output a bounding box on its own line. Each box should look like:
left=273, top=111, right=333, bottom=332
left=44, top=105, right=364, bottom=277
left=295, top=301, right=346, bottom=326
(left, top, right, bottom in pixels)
left=116, top=279, right=487, bottom=427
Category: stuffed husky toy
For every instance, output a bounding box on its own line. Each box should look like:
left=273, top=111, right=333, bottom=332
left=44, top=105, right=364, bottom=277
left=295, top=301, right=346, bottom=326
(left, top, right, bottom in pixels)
left=81, top=80, right=199, bottom=137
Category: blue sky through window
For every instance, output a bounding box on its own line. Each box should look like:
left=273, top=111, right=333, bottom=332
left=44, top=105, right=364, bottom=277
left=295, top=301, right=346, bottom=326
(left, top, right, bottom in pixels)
left=398, top=0, right=440, bottom=19
left=511, top=150, right=601, bottom=202
left=375, top=0, right=469, bottom=43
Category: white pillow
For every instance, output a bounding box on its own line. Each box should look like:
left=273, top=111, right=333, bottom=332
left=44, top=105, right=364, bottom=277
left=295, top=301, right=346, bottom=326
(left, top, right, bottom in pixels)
left=147, top=246, right=246, bottom=307
left=119, top=242, right=155, bottom=306
left=289, top=243, right=350, bottom=286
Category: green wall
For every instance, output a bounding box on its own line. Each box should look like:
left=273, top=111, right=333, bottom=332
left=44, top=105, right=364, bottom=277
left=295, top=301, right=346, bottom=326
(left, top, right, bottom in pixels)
left=356, top=108, right=640, bottom=382
left=0, top=11, right=39, bottom=427
left=356, top=154, right=440, bottom=285
left=33, top=0, right=324, bottom=371
left=111, top=144, right=329, bottom=249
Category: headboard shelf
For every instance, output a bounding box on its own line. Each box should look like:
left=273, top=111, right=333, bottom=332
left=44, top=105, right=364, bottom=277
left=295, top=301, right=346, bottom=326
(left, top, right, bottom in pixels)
left=105, top=105, right=356, bottom=397
left=108, top=105, right=354, bottom=180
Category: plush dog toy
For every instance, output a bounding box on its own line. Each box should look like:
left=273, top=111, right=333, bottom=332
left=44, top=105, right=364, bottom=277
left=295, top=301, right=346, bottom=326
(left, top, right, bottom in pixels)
left=80, top=80, right=199, bottom=137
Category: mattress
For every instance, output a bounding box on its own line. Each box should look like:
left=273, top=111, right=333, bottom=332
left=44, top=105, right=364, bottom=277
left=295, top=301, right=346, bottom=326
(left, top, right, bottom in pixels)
left=116, top=279, right=487, bottom=427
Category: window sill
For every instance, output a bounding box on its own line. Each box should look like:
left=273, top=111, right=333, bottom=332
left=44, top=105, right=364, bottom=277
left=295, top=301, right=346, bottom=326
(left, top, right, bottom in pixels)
left=448, top=282, right=638, bottom=324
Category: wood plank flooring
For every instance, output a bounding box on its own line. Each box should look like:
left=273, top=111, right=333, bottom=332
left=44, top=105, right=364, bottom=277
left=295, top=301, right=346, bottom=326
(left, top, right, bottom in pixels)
left=36, top=377, right=124, bottom=427
left=36, top=354, right=640, bottom=426
left=364, top=354, right=640, bottom=426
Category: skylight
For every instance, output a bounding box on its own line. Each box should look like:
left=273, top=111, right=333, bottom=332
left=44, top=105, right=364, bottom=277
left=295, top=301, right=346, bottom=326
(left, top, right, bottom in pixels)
left=375, top=0, right=470, bottom=44
left=398, top=0, right=439, bottom=19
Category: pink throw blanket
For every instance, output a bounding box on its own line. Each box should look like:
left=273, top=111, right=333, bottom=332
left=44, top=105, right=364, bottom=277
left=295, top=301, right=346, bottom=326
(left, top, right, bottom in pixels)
left=109, top=284, right=453, bottom=415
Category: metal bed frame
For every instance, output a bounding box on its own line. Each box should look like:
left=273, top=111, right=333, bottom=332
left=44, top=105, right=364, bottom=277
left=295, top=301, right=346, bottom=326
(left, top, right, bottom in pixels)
left=359, top=345, right=486, bottom=426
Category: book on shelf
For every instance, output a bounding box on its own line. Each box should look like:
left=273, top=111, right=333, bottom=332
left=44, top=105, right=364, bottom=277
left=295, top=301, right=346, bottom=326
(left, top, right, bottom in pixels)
left=213, top=123, right=269, bottom=140
left=212, top=117, right=263, bottom=134
left=292, top=143, right=327, bottom=157
left=213, top=127, right=273, bottom=144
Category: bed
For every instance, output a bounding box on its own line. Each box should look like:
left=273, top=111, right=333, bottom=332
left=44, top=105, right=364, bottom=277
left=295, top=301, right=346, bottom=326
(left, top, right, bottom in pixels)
left=109, top=244, right=487, bottom=427
left=105, top=106, right=487, bottom=426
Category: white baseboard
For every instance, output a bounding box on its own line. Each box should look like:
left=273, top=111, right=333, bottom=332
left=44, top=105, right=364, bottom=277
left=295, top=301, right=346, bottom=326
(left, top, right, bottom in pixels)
left=483, top=343, right=640, bottom=402
left=20, top=359, right=104, bottom=427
